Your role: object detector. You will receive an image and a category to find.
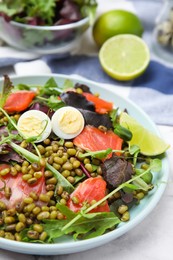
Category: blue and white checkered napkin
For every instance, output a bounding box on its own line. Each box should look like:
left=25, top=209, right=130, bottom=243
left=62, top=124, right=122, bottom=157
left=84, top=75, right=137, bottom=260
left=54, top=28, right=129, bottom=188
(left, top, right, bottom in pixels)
left=0, top=0, right=173, bottom=126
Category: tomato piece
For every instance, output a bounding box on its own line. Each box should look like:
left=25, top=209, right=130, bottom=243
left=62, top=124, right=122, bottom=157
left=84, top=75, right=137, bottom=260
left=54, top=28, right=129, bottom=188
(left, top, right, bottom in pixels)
left=0, top=170, right=46, bottom=209
left=67, top=177, right=110, bottom=213
left=82, top=92, right=113, bottom=114
left=3, top=91, right=36, bottom=113
left=73, top=125, right=123, bottom=158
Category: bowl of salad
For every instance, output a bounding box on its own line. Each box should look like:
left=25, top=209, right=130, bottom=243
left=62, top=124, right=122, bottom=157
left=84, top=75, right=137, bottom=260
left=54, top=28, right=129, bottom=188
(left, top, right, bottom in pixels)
left=0, top=74, right=170, bottom=255
left=0, top=0, right=97, bottom=55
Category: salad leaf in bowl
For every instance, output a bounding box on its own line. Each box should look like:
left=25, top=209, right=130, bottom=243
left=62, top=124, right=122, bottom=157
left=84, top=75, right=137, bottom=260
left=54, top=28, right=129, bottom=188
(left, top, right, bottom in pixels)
left=0, top=74, right=170, bottom=255
left=0, top=0, right=97, bottom=54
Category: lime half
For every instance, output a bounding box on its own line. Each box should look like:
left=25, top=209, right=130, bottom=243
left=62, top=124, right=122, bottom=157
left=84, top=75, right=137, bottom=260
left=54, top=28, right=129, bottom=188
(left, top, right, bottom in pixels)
left=119, top=112, right=170, bottom=156
left=99, top=34, right=150, bottom=81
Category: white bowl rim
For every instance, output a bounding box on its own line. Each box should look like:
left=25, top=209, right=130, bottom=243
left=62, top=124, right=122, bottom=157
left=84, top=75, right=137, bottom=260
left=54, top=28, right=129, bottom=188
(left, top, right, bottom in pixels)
left=8, top=16, right=89, bottom=30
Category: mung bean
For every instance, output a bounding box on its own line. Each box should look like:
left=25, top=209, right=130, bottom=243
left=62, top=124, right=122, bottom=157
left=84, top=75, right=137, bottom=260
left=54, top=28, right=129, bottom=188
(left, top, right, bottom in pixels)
left=37, top=211, right=50, bottom=221
left=33, top=224, right=43, bottom=233
left=15, top=222, right=25, bottom=232
left=27, top=230, right=39, bottom=240
left=39, top=231, right=48, bottom=241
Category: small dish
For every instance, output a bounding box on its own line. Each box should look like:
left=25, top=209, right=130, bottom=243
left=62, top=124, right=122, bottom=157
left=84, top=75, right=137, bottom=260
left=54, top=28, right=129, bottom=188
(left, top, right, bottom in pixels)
left=0, top=17, right=89, bottom=55
left=152, top=0, right=173, bottom=63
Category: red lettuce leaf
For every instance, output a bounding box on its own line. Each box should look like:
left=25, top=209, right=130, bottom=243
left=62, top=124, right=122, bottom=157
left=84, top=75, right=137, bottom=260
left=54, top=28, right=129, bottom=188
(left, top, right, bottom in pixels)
left=101, top=155, right=134, bottom=188
left=79, top=109, right=112, bottom=129
left=60, top=91, right=95, bottom=111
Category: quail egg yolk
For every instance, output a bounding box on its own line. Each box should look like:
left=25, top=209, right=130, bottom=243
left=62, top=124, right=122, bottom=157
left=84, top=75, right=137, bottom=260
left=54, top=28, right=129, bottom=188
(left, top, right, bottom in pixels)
left=18, top=116, right=44, bottom=137
left=51, top=106, right=85, bottom=139
left=58, top=110, right=83, bottom=135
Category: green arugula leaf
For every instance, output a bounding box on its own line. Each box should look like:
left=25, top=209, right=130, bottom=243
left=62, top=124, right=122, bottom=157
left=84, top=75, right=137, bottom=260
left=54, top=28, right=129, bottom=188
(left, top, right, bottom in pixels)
left=109, top=108, right=119, bottom=128
left=72, top=212, right=120, bottom=240
left=74, top=0, right=98, bottom=24
left=39, top=77, right=63, bottom=96
left=56, top=204, right=77, bottom=219
left=47, top=95, right=65, bottom=110
left=26, top=0, right=56, bottom=25
left=0, top=0, right=25, bottom=14
left=109, top=109, right=132, bottom=141
left=132, top=178, right=151, bottom=191
left=122, top=183, right=139, bottom=191
left=34, top=77, right=65, bottom=110
left=42, top=209, right=120, bottom=241
left=62, top=79, right=74, bottom=91
left=14, top=83, right=31, bottom=91
left=135, top=168, right=153, bottom=184
left=1, top=0, right=56, bottom=25
left=73, top=174, right=85, bottom=184
left=36, top=95, right=65, bottom=111
left=0, top=3, right=18, bottom=16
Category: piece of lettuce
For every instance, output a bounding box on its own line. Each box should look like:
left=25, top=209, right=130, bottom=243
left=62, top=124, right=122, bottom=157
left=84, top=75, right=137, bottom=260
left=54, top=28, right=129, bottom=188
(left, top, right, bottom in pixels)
left=21, top=204, right=120, bottom=243
left=0, top=0, right=97, bottom=25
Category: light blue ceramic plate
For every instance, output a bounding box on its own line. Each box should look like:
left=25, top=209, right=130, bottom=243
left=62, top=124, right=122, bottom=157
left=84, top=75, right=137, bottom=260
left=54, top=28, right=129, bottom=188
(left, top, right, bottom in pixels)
left=0, top=74, right=169, bottom=255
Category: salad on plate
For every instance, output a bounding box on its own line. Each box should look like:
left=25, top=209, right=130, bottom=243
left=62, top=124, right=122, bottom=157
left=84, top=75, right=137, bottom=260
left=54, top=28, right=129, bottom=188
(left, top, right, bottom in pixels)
left=0, top=75, right=170, bottom=244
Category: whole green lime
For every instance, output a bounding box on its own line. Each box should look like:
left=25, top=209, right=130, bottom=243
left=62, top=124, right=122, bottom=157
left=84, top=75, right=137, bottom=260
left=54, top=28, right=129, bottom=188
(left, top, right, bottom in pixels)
left=93, top=10, right=144, bottom=47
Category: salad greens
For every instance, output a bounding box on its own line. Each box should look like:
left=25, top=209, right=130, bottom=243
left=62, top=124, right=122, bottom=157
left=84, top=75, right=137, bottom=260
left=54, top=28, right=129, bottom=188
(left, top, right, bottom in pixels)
left=0, top=0, right=97, bottom=25
left=20, top=158, right=161, bottom=243
left=110, top=109, right=133, bottom=141
left=21, top=204, right=120, bottom=242
left=0, top=1, right=97, bottom=50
